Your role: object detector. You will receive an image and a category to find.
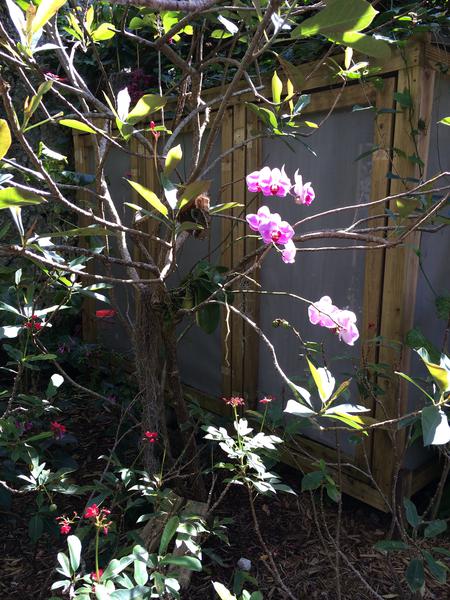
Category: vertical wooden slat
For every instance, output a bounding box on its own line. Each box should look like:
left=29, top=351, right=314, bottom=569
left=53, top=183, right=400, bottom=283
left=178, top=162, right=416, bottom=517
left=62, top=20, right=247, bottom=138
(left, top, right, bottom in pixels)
left=220, top=108, right=234, bottom=397
left=355, top=77, right=396, bottom=471
left=230, top=103, right=247, bottom=396
left=371, top=45, right=436, bottom=495
left=73, top=132, right=97, bottom=343
left=242, top=108, right=261, bottom=406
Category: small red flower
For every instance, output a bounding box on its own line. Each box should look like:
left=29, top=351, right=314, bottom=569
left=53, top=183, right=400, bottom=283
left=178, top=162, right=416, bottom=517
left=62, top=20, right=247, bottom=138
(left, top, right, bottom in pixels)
left=84, top=504, right=100, bottom=519
left=103, top=526, right=109, bottom=536
left=149, top=120, right=160, bottom=141
left=56, top=512, right=78, bottom=534
left=50, top=421, right=67, bottom=439
left=95, top=309, right=116, bottom=318
left=44, top=71, right=68, bottom=82
left=223, top=396, right=245, bottom=407
left=91, top=568, right=104, bottom=582
left=143, top=431, right=158, bottom=443
left=259, top=396, right=274, bottom=404
left=25, top=315, right=42, bottom=331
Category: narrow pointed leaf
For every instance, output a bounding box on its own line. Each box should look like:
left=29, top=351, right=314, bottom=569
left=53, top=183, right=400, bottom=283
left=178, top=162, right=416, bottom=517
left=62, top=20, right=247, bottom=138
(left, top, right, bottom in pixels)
left=0, top=119, right=12, bottom=160
left=32, top=0, right=67, bottom=33
left=126, top=180, right=168, bottom=217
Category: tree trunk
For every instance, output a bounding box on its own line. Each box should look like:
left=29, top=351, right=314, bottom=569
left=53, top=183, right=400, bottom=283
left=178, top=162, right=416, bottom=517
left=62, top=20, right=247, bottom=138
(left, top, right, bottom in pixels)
left=134, top=285, right=170, bottom=474
left=134, top=285, right=205, bottom=499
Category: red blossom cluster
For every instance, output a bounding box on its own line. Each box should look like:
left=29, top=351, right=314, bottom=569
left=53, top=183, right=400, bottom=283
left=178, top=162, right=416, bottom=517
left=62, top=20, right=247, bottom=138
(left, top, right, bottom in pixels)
left=84, top=504, right=112, bottom=535
left=56, top=512, right=78, bottom=535
left=223, top=396, right=245, bottom=407
left=143, top=431, right=158, bottom=444
left=24, top=315, right=42, bottom=331
left=50, top=421, right=67, bottom=439
left=95, top=309, right=116, bottom=319
left=91, top=568, right=104, bottom=582
left=259, top=396, right=274, bottom=404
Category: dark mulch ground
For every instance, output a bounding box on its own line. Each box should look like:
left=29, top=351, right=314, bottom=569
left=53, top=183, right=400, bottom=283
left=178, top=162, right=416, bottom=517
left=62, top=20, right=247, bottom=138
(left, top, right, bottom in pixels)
left=1, top=395, right=450, bottom=600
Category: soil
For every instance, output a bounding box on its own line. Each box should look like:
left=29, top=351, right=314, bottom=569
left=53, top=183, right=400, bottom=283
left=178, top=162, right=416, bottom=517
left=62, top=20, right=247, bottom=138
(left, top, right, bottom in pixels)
left=1, top=395, right=449, bottom=600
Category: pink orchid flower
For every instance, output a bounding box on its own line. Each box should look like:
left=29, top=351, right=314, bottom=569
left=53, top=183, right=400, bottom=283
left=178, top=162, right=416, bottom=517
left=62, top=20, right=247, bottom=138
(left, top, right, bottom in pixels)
left=308, top=296, right=339, bottom=329
left=246, top=167, right=291, bottom=197
left=335, top=310, right=359, bottom=346
left=246, top=206, right=296, bottom=264
left=246, top=206, right=271, bottom=232
left=308, top=296, right=360, bottom=346
left=281, top=239, right=297, bottom=264
left=293, top=171, right=315, bottom=206
left=259, top=212, right=294, bottom=245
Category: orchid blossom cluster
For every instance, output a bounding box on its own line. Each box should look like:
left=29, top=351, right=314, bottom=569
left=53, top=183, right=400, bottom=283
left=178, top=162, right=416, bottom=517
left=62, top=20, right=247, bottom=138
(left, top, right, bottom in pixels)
left=245, top=167, right=316, bottom=266
left=246, top=206, right=296, bottom=264
left=308, top=296, right=359, bottom=346
left=246, top=166, right=315, bottom=205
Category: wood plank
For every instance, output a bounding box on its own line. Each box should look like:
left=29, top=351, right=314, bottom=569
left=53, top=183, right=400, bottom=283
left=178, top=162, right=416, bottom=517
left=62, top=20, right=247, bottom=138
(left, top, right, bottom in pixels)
left=73, top=132, right=97, bottom=343
left=242, top=107, right=261, bottom=407
left=355, top=77, right=396, bottom=470
left=372, top=48, right=436, bottom=496
left=220, top=108, right=234, bottom=397
left=230, top=103, right=247, bottom=396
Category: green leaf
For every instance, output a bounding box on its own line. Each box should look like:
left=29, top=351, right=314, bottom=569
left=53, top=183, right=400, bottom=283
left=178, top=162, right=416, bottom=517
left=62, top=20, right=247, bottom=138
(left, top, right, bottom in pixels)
left=306, top=358, right=335, bottom=403
left=177, top=180, right=211, bottom=211
left=328, top=31, right=391, bottom=60
left=0, top=119, right=12, bottom=160
left=417, top=347, right=449, bottom=392
left=59, top=119, right=96, bottom=134
left=23, top=354, right=58, bottom=362
left=210, top=202, right=244, bottom=215
left=29, top=513, right=44, bottom=544
left=394, top=89, right=413, bottom=108
left=439, top=117, right=450, bottom=126
left=56, top=552, right=71, bottom=577
left=213, top=582, right=237, bottom=600
left=424, top=520, right=447, bottom=539
left=67, top=535, right=81, bottom=572
left=0, top=187, right=44, bottom=209
left=159, top=555, right=202, bottom=571
left=91, top=22, right=116, bottom=41
left=271, top=71, right=283, bottom=104
left=374, top=540, right=409, bottom=553
left=422, top=550, right=447, bottom=584
left=126, top=94, right=167, bottom=126
left=301, top=471, right=324, bottom=491
left=159, top=516, right=179, bottom=555
left=421, top=405, right=450, bottom=446
left=403, top=497, right=420, bottom=528
left=164, top=144, right=182, bottom=176
left=133, top=558, right=148, bottom=585
left=405, top=558, right=425, bottom=593
left=293, top=0, right=377, bottom=38
left=32, top=0, right=67, bottom=33
left=126, top=180, right=168, bottom=217
left=41, top=226, right=112, bottom=238
left=110, top=588, right=150, bottom=600
left=293, top=94, right=311, bottom=115
left=22, top=81, right=53, bottom=130
left=246, top=103, right=278, bottom=131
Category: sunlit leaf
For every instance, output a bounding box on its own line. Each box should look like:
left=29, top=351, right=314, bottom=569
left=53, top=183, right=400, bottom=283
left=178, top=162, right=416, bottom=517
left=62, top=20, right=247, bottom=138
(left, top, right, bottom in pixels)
left=164, top=144, right=182, bottom=176
left=271, top=71, right=283, bottom=104
left=0, top=187, right=44, bottom=209
left=91, top=23, right=116, bottom=42
left=32, top=0, right=67, bottom=34
left=293, top=0, right=378, bottom=38
left=59, top=119, right=96, bottom=134
left=126, top=179, right=168, bottom=217
left=0, top=119, right=12, bottom=160
left=126, top=94, right=167, bottom=126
